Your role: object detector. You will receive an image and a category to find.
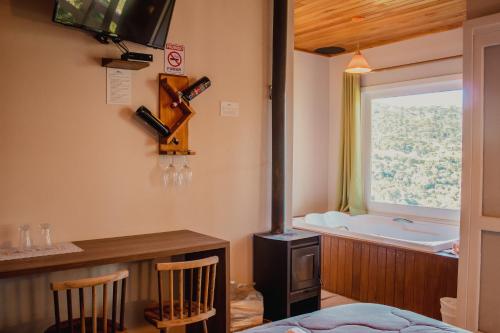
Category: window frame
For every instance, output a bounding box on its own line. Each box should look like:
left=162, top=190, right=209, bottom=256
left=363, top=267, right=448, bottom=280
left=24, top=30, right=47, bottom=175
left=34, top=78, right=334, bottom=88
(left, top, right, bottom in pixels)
left=361, top=74, right=463, bottom=223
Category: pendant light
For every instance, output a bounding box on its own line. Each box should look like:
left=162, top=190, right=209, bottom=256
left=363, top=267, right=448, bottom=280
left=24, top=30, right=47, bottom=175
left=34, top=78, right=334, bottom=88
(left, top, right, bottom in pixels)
left=345, top=43, right=372, bottom=74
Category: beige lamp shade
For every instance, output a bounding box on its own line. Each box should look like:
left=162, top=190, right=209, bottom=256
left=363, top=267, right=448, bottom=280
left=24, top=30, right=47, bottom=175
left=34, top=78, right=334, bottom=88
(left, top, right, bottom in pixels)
left=345, top=50, right=372, bottom=74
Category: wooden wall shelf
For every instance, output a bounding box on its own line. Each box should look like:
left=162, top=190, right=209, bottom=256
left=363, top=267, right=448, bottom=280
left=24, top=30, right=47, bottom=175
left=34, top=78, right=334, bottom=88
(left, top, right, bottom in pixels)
left=101, top=58, right=150, bottom=70
left=160, top=151, right=196, bottom=156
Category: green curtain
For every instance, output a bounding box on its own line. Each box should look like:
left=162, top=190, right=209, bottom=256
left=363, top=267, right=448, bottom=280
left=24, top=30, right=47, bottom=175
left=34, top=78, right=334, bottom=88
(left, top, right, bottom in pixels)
left=338, top=73, right=366, bottom=215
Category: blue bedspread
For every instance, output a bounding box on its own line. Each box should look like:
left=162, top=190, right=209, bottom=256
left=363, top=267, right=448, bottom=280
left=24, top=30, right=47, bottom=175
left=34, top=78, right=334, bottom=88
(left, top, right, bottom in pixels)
left=241, top=303, right=469, bottom=333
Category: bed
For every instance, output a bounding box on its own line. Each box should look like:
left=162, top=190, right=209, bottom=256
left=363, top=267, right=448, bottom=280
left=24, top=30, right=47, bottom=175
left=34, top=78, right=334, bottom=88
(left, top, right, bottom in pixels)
left=241, top=303, right=469, bottom=333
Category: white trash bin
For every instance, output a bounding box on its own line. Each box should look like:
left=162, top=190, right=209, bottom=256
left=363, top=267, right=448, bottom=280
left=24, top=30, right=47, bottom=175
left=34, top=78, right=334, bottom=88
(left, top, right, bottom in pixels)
left=440, top=297, right=457, bottom=326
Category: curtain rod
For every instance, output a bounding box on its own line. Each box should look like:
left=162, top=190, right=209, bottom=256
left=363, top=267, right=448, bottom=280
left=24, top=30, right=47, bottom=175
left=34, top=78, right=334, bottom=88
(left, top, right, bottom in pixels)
left=373, top=55, right=463, bottom=72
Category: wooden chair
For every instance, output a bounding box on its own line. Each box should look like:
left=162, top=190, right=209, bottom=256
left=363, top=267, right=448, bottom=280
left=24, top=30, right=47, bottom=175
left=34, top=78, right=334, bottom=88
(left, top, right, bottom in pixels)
left=45, top=270, right=129, bottom=333
left=144, top=256, right=219, bottom=333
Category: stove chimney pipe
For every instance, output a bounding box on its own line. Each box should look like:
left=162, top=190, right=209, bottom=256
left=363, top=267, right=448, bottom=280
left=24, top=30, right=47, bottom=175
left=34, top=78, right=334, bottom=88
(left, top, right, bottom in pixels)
left=271, top=0, right=288, bottom=234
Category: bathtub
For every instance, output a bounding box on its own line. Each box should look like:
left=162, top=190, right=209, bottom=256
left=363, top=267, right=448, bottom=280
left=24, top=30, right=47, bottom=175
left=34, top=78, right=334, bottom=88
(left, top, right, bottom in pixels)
left=293, top=211, right=459, bottom=253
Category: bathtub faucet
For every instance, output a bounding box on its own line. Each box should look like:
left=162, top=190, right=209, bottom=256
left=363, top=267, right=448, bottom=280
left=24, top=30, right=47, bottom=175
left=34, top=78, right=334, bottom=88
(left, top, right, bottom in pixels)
left=335, top=225, right=350, bottom=231
left=393, top=217, right=414, bottom=224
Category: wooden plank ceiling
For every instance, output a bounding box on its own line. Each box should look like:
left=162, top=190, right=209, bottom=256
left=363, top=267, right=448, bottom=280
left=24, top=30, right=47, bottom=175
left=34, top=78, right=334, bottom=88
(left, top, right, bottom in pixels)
left=295, top=0, right=466, bottom=56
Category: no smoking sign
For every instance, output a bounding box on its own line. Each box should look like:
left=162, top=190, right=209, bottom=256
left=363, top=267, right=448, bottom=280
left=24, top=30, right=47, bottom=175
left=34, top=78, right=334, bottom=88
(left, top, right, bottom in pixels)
left=165, top=43, right=185, bottom=75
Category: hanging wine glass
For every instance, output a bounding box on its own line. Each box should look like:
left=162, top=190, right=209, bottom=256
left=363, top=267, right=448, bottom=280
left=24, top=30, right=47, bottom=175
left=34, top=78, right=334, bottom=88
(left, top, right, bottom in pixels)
left=158, top=155, right=178, bottom=187
left=178, top=156, right=193, bottom=186
left=158, top=155, right=170, bottom=187
left=165, top=156, right=178, bottom=186
left=175, top=166, right=185, bottom=187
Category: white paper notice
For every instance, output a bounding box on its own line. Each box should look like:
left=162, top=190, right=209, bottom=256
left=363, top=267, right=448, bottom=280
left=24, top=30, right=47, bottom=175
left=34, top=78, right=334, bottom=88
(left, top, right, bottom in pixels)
left=106, top=68, right=132, bottom=105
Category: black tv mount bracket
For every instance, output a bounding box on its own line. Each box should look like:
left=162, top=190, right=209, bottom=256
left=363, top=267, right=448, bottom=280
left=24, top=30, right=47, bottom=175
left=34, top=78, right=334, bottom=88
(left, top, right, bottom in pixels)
left=95, top=33, right=153, bottom=62
left=94, top=32, right=118, bottom=44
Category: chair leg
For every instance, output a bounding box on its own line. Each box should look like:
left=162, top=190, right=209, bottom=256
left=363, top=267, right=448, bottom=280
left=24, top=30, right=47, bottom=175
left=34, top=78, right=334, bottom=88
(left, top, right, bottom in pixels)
left=203, top=320, right=208, bottom=333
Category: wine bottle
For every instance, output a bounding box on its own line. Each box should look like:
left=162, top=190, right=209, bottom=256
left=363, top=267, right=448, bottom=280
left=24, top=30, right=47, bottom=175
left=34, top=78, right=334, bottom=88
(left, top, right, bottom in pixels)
left=171, top=76, right=211, bottom=107
left=135, top=106, right=171, bottom=137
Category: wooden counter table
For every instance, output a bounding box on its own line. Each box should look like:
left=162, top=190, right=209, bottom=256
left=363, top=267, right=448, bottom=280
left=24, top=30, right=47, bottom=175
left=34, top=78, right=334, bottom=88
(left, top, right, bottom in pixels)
left=0, top=229, right=230, bottom=333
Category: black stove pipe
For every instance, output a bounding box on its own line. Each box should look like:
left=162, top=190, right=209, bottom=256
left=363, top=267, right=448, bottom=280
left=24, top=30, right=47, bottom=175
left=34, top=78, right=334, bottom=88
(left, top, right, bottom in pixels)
left=271, top=0, right=287, bottom=234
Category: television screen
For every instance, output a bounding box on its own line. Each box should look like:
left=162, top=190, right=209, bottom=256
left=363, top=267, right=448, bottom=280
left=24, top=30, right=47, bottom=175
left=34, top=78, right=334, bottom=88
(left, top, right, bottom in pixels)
left=53, top=0, right=176, bottom=49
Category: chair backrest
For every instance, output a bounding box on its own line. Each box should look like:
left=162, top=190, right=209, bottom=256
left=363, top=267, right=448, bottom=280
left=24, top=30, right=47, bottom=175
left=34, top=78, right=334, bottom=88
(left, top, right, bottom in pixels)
left=50, top=270, right=129, bottom=333
left=155, top=256, right=218, bottom=323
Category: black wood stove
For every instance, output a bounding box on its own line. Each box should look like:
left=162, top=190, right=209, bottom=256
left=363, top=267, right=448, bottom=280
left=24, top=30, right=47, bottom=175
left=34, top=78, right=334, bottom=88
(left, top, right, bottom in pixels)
left=253, top=230, right=321, bottom=321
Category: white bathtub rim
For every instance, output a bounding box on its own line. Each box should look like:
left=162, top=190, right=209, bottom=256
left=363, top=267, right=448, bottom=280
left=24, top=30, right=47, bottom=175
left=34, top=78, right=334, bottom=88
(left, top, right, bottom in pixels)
left=292, top=216, right=458, bottom=253
left=298, top=210, right=460, bottom=227
left=364, top=210, right=459, bottom=226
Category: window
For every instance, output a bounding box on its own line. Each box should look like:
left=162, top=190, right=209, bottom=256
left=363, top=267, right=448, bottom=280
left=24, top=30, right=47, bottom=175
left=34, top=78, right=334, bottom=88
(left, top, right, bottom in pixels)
left=362, top=75, right=463, bottom=221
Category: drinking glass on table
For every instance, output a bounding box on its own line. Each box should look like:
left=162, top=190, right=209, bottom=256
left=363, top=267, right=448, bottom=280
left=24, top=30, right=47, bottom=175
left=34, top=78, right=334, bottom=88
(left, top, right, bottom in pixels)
left=18, top=224, right=32, bottom=251
left=40, top=223, right=53, bottom=249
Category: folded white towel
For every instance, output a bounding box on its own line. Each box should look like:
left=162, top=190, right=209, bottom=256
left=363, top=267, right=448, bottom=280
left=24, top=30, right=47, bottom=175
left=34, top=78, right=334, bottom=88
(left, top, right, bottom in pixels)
left=287, top=328, right=307, bottom=333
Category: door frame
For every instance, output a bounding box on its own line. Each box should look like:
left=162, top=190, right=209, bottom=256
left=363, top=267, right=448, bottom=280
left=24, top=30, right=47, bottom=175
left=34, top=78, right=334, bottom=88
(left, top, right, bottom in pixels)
left=458, top=11, right=500, bottom=331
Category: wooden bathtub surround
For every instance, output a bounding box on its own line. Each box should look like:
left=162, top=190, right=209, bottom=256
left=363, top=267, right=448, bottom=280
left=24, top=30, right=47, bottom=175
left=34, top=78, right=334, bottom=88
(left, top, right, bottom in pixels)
left=320, top=234, right=458, bottom=320
left=46, top=270, right=129, bottom=333
left=145, top=256, right=219, bottom=333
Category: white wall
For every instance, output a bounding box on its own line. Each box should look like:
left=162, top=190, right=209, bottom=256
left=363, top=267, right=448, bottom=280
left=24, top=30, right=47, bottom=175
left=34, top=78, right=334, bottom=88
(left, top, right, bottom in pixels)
left=0, top=0, right=271, bottom=332
left=327, top=28, right=463, bottom=210
left=292, top=51, right=329, bottom=217
left=0, top=0, right=271, bottom=282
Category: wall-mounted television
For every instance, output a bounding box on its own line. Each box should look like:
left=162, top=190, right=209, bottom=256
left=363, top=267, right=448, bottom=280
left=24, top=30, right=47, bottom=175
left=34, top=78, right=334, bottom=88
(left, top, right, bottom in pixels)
left=52, top=0, right=176, bottom=49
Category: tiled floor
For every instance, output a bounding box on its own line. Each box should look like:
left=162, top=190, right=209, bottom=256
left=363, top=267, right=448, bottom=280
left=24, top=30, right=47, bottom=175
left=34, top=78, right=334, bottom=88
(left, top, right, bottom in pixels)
left=321, top=289, right=358, bottom=309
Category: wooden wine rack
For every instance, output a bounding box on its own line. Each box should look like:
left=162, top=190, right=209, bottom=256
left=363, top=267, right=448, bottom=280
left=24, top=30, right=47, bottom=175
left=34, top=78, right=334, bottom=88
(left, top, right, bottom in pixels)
left=158, top=74, right=196, bottom=155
